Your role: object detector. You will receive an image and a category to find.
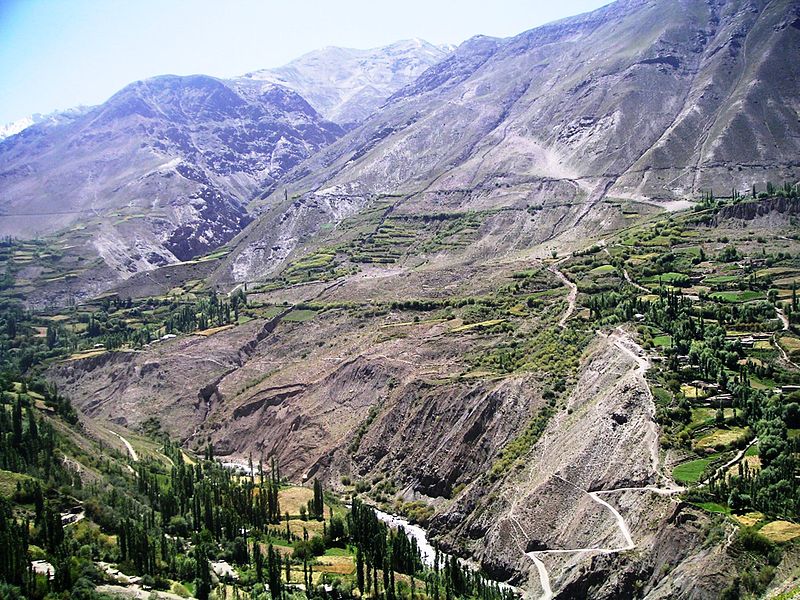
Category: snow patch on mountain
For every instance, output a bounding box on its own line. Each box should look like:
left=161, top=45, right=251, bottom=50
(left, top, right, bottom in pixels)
left=0, top=107, right=91, bottom=141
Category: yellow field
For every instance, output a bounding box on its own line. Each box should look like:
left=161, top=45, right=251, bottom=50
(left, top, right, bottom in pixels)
left=739, top=357, right=765, bottom=368
left=779, top=336, right=800, bottom=352
left=759, top=521, right=800, bottom=543
left=282, top=556, right=355, bottom=585
left=13, top=383, right=44, bottom=400
left=65, top=349, right=107, bottom=361
left=694, top=427, right=748, bottom=450
left=450, top=319, right=506, bottom=333
left=287, top=518, right=325, bottom=538
left=681, top=384, right=709, bottom=399
left=279, top=486, right=314, bottom=516
left=314, top=555, right=355, bottom=576
left=195, top=324, right=235, bottom=337
left=732, top=512, right=764, bottom=527
left=728, top=455, right=761, bottom=477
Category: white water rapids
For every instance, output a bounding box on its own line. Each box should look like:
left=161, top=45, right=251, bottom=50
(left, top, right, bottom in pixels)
left=372, top=508, right=439, bottom=566
left=372, top=508, right=521, bottom=595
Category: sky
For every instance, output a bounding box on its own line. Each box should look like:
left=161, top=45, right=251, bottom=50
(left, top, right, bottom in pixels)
left=0, top=0, right=610, bottom=124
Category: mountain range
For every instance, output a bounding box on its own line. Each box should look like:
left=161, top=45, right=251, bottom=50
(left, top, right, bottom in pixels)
left=214, top=0, right=800, bottom=286
left=2, top=0, right=798, bottom=300
left=0, top=39, right=454, bottom=299
left=3, top=0, right=800, bottom=598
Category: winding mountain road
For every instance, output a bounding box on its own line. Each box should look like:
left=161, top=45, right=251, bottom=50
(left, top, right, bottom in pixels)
left=623, top=268, right=650, bottom=293
left=588, top=491, right=634, bottom=550
left=528, top=555, right=553, bottom=600
left=525, top=329, right=684, bottom=598
left=526, top=482, right=683, bottom=598
left=109, top=430, right=139, bottom=462
left=549, top=261, right=578, bottom=329
left=773, top=307, right=798, bottom=370
left=775, top=306, right=790, bottom=331
left=524, top=327, right=760, bottom=598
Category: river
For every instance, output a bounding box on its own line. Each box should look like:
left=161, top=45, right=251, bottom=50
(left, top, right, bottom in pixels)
left=372, top=508, right=440, bottom=566
left=372, top=507, right=521, bottom=595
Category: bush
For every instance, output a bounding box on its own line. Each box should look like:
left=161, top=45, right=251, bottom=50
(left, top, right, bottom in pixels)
left=292, top=535, right=325, bottom=559
left=310, top=535, right=325, bottom=555
left=733, top=527, right=775, bottom=557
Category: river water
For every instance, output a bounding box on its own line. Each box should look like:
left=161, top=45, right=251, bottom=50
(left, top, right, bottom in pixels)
left=215, top=464, right=522, bottom=595
left=372, top=508, right=440, bottom=566
left=372, top=508, right=521, bottom=595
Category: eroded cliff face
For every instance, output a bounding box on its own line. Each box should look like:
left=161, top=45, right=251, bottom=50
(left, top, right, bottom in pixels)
left=49, top=309, right=742, bottom=598
left=712, top=196, right=800, bottom=228
left=50, top=304, right=543, bottom=485
left=425, top=333, right=741, bottom=599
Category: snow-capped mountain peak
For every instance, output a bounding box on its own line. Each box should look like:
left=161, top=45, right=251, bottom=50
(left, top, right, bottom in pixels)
left=0, top=107, right=91, bottom=141
left=240, top=39, right=452, bottom=125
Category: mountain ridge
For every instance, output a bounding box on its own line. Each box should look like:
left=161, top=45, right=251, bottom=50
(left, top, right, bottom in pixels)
left=0, top=74, right=344, bottom=297
left=211, top=0, right=798, bottom=288
left=241, top=39, right=452, bottom=125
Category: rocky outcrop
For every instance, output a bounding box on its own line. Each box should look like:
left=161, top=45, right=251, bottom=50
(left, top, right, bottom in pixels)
left=712, top=196, right=800, bottom=227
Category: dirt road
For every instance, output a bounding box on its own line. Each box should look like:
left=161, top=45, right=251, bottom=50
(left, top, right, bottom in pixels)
left=549, top=262, right=577, bottom=329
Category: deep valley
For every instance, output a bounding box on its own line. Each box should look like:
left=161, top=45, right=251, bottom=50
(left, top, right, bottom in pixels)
left=1, top=1, right=799, bottom=599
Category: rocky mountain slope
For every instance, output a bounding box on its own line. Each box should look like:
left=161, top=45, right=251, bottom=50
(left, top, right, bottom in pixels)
left=217, top=0, right=800, bottom=287
left=241, top=39, right=451, bottom=125
left=0, top=75, right=343, bottom=282
left=46, top=297, right=749, bottom=599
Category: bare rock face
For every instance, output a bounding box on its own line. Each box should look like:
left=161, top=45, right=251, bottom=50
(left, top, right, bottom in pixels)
left=0, top=75, right=343, bottom=281
left=423, top=334, right=741, bottom=599
left=428, top=335, right=658, bottom=566
left=711, top=196, right=800, bottom=228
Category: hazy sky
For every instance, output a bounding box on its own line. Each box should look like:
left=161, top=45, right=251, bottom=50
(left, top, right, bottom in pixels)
left=0, top=0, right=610, bottom=124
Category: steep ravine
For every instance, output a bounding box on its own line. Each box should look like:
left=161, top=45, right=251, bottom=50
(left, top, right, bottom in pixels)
left=51, top=315, right=747, bottom=598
